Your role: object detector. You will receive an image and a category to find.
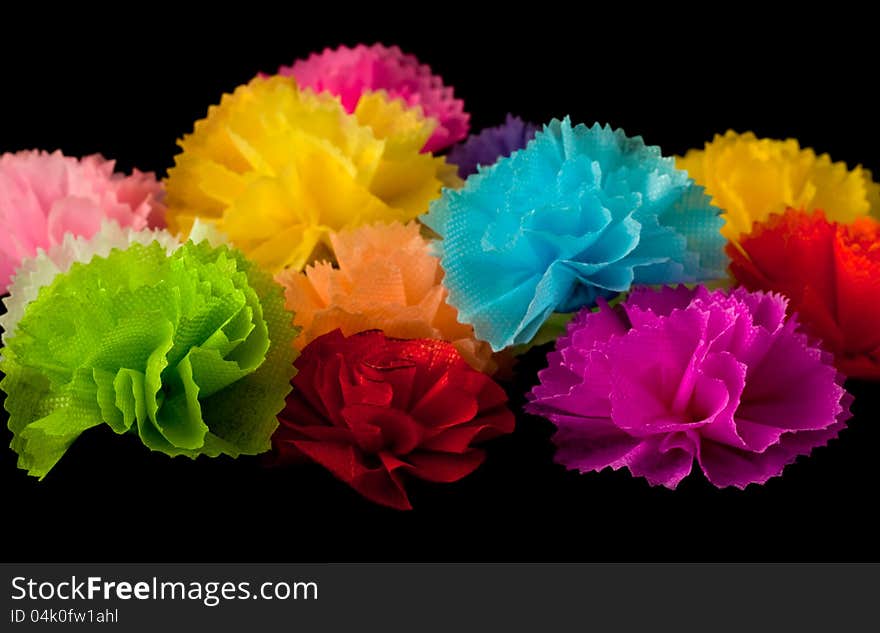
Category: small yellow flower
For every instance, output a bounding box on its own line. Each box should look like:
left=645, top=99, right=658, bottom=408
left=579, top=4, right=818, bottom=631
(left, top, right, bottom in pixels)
left=677, top=130, right=880, bottom=241
left=165, top=76, right=459, bottom=272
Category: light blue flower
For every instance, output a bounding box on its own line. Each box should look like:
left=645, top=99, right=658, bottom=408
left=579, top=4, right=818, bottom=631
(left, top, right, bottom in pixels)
left=422, top=118, right=728, bottom=351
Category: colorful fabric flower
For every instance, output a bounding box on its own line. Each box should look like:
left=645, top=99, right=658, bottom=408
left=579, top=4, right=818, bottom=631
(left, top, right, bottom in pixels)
left=422, top=118, right=728, bottom=351
left=730, top=208, right=880, bottom=380
left=274, top=330, right=514, bottom=510
left=0, top=150, right=165, bottom=293
left=447, top=114, right=537, bottom=177
left=677, top=131, right=880, bottom=241
left=280, top=43, right=469, bottom=152
left=164, top=76, right=458, bottom=274
left=2, top=241, right=298, bottom=478
left=527, top=286, right=852, bottom=489
left=275, top=221, right=495, bottom=373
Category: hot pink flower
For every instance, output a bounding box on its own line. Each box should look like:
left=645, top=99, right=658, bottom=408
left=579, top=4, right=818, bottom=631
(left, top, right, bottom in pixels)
left=527, top=286, right=852, bottom=489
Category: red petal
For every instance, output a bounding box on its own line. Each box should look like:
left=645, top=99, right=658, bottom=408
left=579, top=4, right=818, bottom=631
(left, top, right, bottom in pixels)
left=342, top=405, right=423, bottom=454
left=411, top=380, right=479, bottom=428
left=420, top=425, right=486, bottom=453
left=421, top=409, right=515, bottom=452
left=834, top=224, right=880, bottom=356
left=350, top=468, right=412, bottom=511
left=293, top=439, right=412, bottom=510
left=340, top=376, right=393, bottom=408
left=402, top=450, right=486, bottom=483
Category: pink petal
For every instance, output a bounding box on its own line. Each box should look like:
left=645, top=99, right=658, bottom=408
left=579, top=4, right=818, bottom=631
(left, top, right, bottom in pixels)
left=616, top=435, right=696, bottom=489
left=46, top=197, right=104, bottom=245
left=551, top=414, right=642, bottom=473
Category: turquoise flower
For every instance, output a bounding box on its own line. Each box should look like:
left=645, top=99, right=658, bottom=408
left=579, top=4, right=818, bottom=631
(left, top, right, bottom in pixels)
left=422, top=118, right=727, bottom=351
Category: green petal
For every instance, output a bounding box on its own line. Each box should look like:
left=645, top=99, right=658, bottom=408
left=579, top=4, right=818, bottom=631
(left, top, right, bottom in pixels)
left=151, top=354, right=207, bottom=450
left=2, top=360, right=104, bottom=479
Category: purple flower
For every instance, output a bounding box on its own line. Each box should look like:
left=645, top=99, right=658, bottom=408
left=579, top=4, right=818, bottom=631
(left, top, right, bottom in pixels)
left=526, top=286, right=852, bottom=489
left=447, top=114, right=537, bottom=177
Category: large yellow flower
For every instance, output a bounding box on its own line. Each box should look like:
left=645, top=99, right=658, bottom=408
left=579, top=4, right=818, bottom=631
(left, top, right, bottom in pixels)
left=165, top=76, right=459, bottom=272
left=677, top=131, right=880, bottom=241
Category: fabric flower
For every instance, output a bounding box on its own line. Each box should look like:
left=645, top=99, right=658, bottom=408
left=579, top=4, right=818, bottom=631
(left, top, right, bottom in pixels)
left=422, top=118, right=728, bottom=351
left=279, top=43, right=469, bottom=152
left=526, top=286, right=852, bottom=489
left=447, top=114, right=537, bottom=178
left=2, top=240, right=298, bottom=478
left=275, top=221, right=495, bottom=373
left=677, top=131, right=880, bottom=241
left=274, top=330, right=514, bottom=510
left=0, top=150, right=166, bottom=293
left=164, top=76, right=457, bottom=274
left=730, top=208, right=880, bottom=380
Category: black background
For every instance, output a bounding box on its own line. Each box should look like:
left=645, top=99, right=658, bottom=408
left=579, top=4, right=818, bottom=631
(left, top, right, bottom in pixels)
left=1, top=11, right=877, bottom=562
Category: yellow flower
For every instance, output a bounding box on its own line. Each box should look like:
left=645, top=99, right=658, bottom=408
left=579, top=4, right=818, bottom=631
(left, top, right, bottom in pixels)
left=165, top=76, right=459, bottom=272
left=677, top=131, right=880, bottom=241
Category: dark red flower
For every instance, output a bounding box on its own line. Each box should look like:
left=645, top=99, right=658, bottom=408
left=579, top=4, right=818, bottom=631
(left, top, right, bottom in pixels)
left=274, top=330, right=514, bottom=510
left=729, top=208, right=880, bottom=380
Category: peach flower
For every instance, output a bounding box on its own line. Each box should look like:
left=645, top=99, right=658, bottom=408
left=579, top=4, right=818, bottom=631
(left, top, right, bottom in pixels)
left=275, top=221, right=496, bottom=373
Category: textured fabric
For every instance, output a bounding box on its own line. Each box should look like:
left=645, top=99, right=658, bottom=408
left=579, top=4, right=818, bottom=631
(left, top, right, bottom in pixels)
left=527, top=286, right=852, bottom=489
left=423, top=119, right=728, bottom=350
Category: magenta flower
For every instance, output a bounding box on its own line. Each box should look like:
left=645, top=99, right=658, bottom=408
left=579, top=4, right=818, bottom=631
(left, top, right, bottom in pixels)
left=526, top=286, right=852, bottom=489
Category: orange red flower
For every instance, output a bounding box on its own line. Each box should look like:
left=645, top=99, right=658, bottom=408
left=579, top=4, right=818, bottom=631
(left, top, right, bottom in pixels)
left=729, top=208, right=880, bottom=379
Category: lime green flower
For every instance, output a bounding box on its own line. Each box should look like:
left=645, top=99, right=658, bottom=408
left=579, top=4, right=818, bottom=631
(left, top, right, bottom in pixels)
left=2, top=240, right=298, bottom=478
